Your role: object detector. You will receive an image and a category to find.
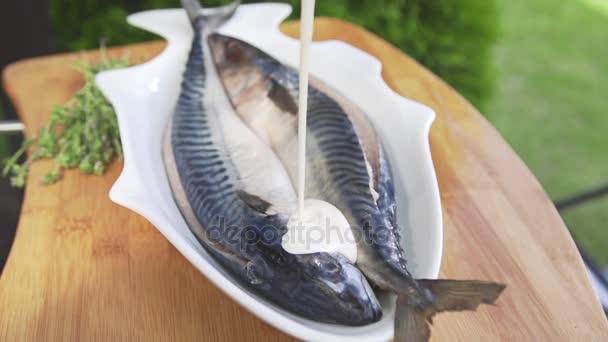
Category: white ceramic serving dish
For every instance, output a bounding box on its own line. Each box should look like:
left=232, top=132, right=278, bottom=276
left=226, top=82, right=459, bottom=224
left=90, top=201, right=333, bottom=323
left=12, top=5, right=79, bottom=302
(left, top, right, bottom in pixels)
left=96, top=4, right=442, bottom=341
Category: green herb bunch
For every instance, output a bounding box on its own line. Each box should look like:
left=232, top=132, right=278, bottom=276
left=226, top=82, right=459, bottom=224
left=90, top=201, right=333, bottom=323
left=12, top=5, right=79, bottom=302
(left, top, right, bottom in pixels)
left=2, top=52, right=129, bottom=188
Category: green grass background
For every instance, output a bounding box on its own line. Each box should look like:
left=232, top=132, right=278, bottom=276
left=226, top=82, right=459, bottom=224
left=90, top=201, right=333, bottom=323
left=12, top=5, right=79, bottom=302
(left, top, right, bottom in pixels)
left=486, top=0, right=608, bottom=263
left=1, top=0, right=606, bottom=263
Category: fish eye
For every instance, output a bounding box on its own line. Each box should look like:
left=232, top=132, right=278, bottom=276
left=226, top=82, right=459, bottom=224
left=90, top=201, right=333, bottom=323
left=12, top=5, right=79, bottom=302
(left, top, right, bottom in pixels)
left=310, top=255, right=342, bottom=278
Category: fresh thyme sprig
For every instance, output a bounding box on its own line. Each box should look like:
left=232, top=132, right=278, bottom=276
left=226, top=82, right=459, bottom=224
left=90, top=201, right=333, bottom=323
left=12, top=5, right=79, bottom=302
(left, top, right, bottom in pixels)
left=2, top=50, right=129, bottom=188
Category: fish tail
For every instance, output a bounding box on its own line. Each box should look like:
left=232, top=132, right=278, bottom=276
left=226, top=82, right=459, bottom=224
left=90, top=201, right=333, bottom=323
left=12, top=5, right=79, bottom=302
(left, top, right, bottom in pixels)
left=181, top=0, right=240, bottom=31
left=395, top=279, right=505, bottom=342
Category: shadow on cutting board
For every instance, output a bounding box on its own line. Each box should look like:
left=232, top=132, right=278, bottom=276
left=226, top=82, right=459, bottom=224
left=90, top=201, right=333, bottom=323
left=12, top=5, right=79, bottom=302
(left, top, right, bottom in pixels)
left=0, top=0, right=55, bottom=275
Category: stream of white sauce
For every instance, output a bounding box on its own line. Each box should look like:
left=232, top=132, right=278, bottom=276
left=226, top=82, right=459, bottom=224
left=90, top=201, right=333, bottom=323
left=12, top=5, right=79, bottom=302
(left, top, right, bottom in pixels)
left=281, top=0, right=358, bottom=263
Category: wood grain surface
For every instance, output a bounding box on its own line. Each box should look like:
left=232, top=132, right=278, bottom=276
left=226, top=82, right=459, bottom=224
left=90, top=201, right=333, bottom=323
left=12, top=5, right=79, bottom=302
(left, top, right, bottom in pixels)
left=1, top=18, right=606, bottom=341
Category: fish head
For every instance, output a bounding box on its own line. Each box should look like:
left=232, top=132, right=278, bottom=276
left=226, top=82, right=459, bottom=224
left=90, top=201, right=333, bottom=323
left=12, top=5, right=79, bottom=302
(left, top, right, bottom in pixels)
left=247, top=219, right=382, bottom=325
left=255, top=253, right=382, bottom=326
left=286, top=252, right=383, bottom=325
left=208, top=34, right=261, bottom=101
left=208, top=34, right=281, bottom=105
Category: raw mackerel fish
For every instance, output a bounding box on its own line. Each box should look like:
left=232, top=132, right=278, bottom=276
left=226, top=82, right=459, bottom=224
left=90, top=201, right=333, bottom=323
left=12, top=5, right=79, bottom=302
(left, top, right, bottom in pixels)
left=163, top=0, right=381, bottom=325
left=208, top=22, right=506, bottom=342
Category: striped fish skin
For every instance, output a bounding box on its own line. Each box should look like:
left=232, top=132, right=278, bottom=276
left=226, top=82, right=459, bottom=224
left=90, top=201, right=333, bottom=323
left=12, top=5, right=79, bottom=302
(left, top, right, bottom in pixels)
left=208, top=34, right=419, bottom=292
left=164, top=11, right=382, bottom=325
left=210, top=35, right=505, bottom=341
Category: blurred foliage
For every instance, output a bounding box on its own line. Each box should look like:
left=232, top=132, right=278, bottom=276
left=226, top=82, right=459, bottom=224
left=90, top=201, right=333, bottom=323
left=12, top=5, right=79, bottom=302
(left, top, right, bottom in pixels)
left=486, top=0, right=608, bottom=262
left=49, top=0, right=497, bottom=107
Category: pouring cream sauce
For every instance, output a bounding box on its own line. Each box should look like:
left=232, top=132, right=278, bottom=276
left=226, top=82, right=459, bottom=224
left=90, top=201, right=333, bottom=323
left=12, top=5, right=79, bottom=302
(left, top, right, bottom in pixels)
left=280, top=0, right=358, bottom=263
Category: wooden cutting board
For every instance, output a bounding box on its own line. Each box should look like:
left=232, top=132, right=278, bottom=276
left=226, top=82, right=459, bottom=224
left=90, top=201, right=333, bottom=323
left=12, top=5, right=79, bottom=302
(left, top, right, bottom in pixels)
left=1, top=18, right=606, bottom=341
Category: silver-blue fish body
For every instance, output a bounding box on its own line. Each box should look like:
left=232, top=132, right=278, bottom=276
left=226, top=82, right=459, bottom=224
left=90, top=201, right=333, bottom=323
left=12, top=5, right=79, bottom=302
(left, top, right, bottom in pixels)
left=164, top=0, right=382, bottom=325
left=209, top=31, right=505, bottom=342
left=208, top=34, right=414, bottom=290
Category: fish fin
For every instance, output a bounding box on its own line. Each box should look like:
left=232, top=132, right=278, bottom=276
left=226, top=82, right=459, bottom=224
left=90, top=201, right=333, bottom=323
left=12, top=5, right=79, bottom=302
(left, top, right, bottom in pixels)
left=417, top=279, right=506, bottom=313
left=395, top=280, right=505, bottom=342
left=236, top=190, right=272, bottom=213
left=181, top=0, right=240, bottom=30
left=395, top=296, right=431, bottom=342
